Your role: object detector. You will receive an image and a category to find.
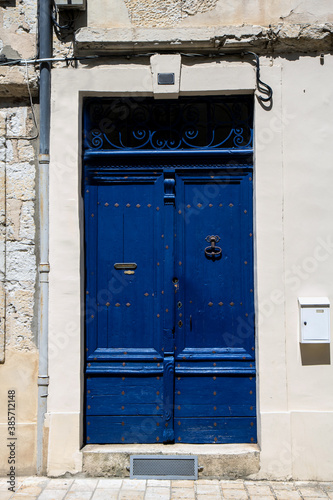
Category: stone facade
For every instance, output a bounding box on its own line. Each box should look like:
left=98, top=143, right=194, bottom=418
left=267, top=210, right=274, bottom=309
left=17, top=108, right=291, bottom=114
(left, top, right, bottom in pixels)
left=0, top=0, right=38, bottom=98
left=1, top=0, right=333, bottom=481
left=0, top=0, right=38, bottom=476
left=0, top=105, right=37, bottom=356
left=88, top=0, right=333, bottom=28
left=0, top=103, right=38, bottom=474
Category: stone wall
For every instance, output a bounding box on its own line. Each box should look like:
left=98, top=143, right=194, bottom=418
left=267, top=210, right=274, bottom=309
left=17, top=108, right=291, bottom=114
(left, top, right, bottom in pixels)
left=88, top=0, right=333, bottom=29
left=0, top=104, right=37, bottom=361
left=0, top=102, right=38, bottom=475
left=0, top=0, right=38, bottom=98
left=0, top=0, right=39, bottom=476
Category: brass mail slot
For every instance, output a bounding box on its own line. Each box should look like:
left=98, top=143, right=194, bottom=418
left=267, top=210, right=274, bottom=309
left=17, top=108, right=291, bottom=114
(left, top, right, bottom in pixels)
left=114, top=263, right=137, bottom=270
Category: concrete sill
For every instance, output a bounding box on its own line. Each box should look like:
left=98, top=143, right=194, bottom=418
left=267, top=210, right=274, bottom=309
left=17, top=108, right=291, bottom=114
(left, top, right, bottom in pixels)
left=82, top=443, right=260, bottom=479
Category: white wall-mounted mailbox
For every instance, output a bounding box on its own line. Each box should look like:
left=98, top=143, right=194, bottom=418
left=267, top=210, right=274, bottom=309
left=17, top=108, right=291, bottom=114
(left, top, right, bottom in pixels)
left=298, top=297, right=330, bottom=343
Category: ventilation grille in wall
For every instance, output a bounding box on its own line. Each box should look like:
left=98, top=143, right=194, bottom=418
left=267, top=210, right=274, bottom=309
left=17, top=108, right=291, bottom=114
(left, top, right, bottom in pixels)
left=130, top=455, right=198, bottom=480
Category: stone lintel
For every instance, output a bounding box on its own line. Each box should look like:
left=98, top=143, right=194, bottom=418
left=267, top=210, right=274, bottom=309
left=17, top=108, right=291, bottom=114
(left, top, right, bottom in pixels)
left=75, top=24, right=333, bottom=55
left=0, top=66, right=38, bottom=99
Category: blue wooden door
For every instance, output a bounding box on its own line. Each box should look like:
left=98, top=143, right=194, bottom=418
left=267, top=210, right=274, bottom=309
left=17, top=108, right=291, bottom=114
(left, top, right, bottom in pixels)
left=173, top=170, right=255, bottom=443
left=85, top=173, right=166, bottom=443
left=84, top=165, right=255, bottom=444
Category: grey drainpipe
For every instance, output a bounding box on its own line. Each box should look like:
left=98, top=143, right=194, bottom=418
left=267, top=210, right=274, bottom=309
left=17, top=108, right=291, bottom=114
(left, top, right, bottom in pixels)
left=37, top=0, right=52, bottom=475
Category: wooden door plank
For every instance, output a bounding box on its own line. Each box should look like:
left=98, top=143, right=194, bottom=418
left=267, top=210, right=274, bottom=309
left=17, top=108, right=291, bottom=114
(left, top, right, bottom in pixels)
left=86, top=416, right=164, bottom=444
left=174, top=417, right=256, bottom=444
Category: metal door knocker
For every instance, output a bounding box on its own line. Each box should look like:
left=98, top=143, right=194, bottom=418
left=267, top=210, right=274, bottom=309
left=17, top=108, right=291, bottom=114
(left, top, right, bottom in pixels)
left=204, top=235, right=222, bottom=259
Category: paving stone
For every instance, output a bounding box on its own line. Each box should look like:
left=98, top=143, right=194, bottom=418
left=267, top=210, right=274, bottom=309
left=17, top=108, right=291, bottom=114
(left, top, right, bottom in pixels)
left=14, top=485, right=43, bottom=496
left=170, top=488, right=195, bottom=499
left=321, top=483, right=333, bottom=492
left=197, top=480, right=220, bottom=485
left=122, top=479, right=146, bottom=490
left=118, top=491, right=144, bottom=500
left=64, top=492, right=93, bottom=500
left=96, top=479, right=122, bottom=489
left=297, top=485, right=327, bottom=497
left=270, top=482, right=296, bottom=491
left=38, top=491, right=66, bottom=500
left=220, top=489, right=248, bottom=500
left=197, top=495, right=222, bottom=500
left=11, top=496, right=38, bottom=500
left=172, top=481, right=195, bottom=488
left=69, top=479, right=98, bottom=492
left=44, top=479, right=74, bottom=490
left=0, top=492, right=14, bottom=500
left=145, top=487, right=171, bottom=500
left=91, top=490, right=119, bottom=500
left=274, top=490, right=302, bottom=500
left=21, top=478, right=48, bottom=488
left=5, top=480, right=24, bottom=493
left=147, top=480, right=170, bottom=487
left=0, top=476, right=330, bottom=500
left=245, top=483, right=273, bottom=495
left=247, top=496, right=275, bottom=500
left=220, top=480, right=246, bottom=489
left=196, top=484, right=221, bottom=495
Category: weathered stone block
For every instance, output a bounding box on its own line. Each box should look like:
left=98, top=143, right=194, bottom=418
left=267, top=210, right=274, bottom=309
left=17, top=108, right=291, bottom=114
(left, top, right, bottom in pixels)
left=6, top=198, right=23, bottom=241
left=6, top=241, right=36, bottom=283
left=19, top=201, right=35, bottom=242
left=6, top=108, right=28, bottom=138
left=6, top=162, right=35, bottom=201
left=17, top=140, right=35, bottom=163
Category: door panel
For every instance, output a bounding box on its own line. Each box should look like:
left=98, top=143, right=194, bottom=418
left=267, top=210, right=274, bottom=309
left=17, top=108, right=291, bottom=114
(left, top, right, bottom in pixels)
left=173, top=171, right=256, bottom=444
left=87, top=415, right=164, bottom=444
left=174, top=172, right=254, bottom=357
left=86, top=175, right=164, bottom=359
left=174, top=375, right=255, bottom=417
left=85, top=174, right=167, bottom=444
left=173, top=418, right=255, bottom=444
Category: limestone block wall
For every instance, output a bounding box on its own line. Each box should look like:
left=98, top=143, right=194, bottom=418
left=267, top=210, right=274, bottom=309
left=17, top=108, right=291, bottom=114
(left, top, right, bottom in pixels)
left=0, top=0, right=38, bottom=98
left=0, top=104, right=38, bottom=475
left=0, top=0, right=39, bottom=477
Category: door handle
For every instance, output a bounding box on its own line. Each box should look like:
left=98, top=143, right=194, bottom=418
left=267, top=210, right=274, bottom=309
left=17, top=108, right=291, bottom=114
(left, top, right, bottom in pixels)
left=204, top=235, right=222, bottom=258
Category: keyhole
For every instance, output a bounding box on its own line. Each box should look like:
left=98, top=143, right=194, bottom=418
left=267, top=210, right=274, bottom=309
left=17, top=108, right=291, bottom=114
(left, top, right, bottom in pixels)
left=172, top=277, right=179, bottom=284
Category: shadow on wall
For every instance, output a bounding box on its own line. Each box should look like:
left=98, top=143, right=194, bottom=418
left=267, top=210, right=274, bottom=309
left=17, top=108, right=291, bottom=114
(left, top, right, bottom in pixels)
left=300, top=344, right=331, bottom=365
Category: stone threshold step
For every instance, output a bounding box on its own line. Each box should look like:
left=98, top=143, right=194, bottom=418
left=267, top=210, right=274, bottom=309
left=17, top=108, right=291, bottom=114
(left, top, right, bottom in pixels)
left=82, top=443, right=260, bottom=479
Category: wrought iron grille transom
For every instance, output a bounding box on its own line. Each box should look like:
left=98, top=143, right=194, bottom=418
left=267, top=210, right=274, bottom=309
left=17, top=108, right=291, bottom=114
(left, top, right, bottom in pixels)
left=83, top=96, right=253, bottom=153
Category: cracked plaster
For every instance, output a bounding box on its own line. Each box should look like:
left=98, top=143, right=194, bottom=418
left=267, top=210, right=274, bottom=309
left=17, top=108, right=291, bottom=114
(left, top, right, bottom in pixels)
left=123, top=0, right=218, bottom=27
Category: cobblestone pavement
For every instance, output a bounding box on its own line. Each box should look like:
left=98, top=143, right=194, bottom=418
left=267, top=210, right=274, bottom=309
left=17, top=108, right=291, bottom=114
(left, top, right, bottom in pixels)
left=0, top=477, right=333, bottom=500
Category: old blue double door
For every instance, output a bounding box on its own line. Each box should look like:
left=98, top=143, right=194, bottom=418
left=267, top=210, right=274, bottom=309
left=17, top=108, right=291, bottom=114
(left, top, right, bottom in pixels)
left=85, top=162, right=255, bottom=444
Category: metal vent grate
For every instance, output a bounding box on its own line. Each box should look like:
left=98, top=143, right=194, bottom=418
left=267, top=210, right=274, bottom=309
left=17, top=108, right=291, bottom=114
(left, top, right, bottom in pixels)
left=130, top=455, right=198, bottom=480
